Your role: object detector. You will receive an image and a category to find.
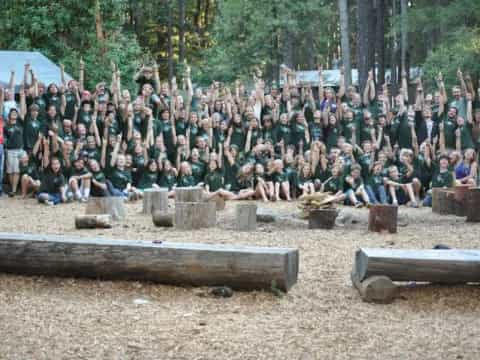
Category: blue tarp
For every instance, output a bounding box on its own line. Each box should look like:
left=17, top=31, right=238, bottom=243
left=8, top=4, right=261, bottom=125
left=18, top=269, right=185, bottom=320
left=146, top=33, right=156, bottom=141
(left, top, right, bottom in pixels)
left=0, top=51, right=73, bottom=92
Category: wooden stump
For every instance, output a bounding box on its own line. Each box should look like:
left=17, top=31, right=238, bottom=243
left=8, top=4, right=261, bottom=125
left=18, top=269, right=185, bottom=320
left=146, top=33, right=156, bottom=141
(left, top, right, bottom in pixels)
left=175, top=187, right=204, bottom=203
left=210, top=193, right=226, bottom=211
left=142, top=188, right=169, bottom=215
left=236, top=204, right=257, bottom=231
left=454, top=184, right=471, bottom=217
left=368, top=204, right=398, bottom=233
left=85, top=197, right=126, bottom=221
left=152, top=211, right=174, bottom=227
left=432, top=188, right=443, bottom=214
left=351, top=271, right=398, bottom=303
left=466, top=187, right=480, bottom=222
left=308, top=208, right=338, bottom=229
left=175, top=202, right=216, bottom=230
left=440, top=189, right=456, bottom=215
left=75, top=215, right=112, bottom=229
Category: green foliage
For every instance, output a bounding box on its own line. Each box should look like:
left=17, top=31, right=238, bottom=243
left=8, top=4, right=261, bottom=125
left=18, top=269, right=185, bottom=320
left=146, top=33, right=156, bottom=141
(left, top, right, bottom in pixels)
left=422, top=28, right=480, bottom=91
left=0, top=0, right=143, bottom=92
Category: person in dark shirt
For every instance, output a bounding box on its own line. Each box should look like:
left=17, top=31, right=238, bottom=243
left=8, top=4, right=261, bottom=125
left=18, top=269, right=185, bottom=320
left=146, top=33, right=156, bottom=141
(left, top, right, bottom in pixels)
left=37, top=156, right=66, bottom=205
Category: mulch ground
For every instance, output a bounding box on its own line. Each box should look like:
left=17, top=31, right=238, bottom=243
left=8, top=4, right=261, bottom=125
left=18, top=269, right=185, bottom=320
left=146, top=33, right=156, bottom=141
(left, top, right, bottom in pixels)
left=0, top=198, right=479, bottom=359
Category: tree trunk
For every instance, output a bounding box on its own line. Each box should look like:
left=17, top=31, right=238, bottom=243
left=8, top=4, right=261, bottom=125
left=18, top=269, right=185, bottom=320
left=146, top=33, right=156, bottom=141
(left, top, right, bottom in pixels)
left=142, top=188, right=169, bottom=214
left=167, top=0, right=174, bottom=83
left=375, top=0, right=386, bottom=85
left=85, top=197, right=126, bottom=221
left=178, top=0, right=186, bottom=64
left=466, top=188, right=480, bottom=222
left=354, top=248, right=480, bottom=283
left=308, top=208, right=338, bottom=229
left=95, top=0, right=106, bottom=55
left=236, top=204, right=257, bottom=231
left=338, top=0, right=352, bottom=87
left=356, top=0, right=372, bottom=93
left=390, top=0, right=398, bottom=96
left=0, top=233, right=299, bottom=292
left=400, top=0, right=408, bottom=72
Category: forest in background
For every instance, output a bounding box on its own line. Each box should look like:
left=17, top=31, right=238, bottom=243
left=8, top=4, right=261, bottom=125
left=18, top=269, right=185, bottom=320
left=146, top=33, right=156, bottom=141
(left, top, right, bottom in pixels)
left=1, top=0, right=480, bottom=93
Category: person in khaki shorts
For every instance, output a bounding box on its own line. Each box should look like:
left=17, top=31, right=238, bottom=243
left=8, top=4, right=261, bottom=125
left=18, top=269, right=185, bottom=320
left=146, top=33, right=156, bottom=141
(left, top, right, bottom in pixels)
left=4, top=108, right=24, bottom=196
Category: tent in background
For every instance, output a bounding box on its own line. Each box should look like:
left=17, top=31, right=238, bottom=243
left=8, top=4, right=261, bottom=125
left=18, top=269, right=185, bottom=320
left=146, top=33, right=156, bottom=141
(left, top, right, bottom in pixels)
left=0, top=51, right=73, bottom=92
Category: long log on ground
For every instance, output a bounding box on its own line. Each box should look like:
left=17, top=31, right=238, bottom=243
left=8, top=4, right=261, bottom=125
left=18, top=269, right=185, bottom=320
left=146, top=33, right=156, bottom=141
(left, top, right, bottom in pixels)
left=0, top=232, right=299, bottom=292
left=75, top=214, right=112, bottom=229
left=368, top=205, right=397, bottom=233
left=142, top=188, right=169, bottom=214
left=466, top=188, right=480, bottom=222
left=85, top=197, right=126, bottom=221
left=353, top=248, right=480, bottom=283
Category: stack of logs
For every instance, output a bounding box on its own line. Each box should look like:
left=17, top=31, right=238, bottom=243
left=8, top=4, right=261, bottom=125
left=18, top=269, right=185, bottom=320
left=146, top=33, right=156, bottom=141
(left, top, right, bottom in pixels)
left=299, top=192, right=338, bottom=230
left=432, top=186, right=480, bottom=221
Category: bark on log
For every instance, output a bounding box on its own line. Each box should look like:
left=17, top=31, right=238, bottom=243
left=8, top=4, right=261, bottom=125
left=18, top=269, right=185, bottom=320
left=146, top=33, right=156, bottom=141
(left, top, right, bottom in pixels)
left=75, top=215, right=112, bottom=229
left=466, top=188, right=480, bottom=222
left=175, top=202, right=216, bottom=230
left=353, top=248, right=480, bottom=283
left=85, top=197, right=126, bottom=221
left=432, top=187, right=443, bottom=214
left=438, top=189, right=455, bottom=215
left=368, top=204, right=398, bottom=233
left=142, top=188, right=169, bottom=214
left=152, top=211, right=174, bottom=227
left=175, top=187, right=204, bottom=203
left=351, top=271, right=397, bottom=303
left=236, top=204, right=257, bottom=231
left=210, top=193, right=226, bottom=211
left=454, top=184, right=471, bottom=217
left=0, top=232, right=299, bottom=292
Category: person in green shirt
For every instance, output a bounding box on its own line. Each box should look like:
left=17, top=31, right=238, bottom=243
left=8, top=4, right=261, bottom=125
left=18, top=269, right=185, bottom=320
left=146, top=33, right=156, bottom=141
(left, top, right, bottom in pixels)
left=439, top=107, right=458, bottom=150
left=298, top=163, right=315, bottom=197
left=67, top=157, right=92, bottom=202
left=189, top=148, right=206, bottom=185
left=88, top=159, right=108, bottom=197
left=423, top=155, right=454, bottom=206
left=158, top=159, right=177, bottom=194
left=343, top=164, right=371, bottom=207
left=106, top=153, right=138, bottom=200
left=19, top=152, right=40, bottom=198
left=365, top=161, right=388, bottom=204
left=455, top=116, right=474, bottom=150
left=176, top=161, right=196, bottom=187
left=37, top=157, right=67, bottom=205
left=325, top=114, right=340, bottom=150
left=321, top=164, right=345, bottom=204
left=204, top=159, right=224, bottom=193
left=23, top=104, right=42, bottom=152
left=385, top=165, right=418, bottom=207
left=138, top=159, right=160, bottom=190
left=5, top=108, right=24, bottom=196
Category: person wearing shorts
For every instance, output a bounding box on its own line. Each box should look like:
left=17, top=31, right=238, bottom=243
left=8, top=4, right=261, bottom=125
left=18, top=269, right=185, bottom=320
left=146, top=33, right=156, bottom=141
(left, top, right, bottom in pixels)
left=4, top=108, right=24, bottom=196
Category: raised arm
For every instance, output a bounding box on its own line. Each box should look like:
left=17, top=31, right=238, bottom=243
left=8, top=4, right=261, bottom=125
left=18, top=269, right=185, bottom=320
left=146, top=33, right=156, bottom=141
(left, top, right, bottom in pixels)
left=79, top=58, right=85, bottom=93
left=457, top=68, right=467, bottom=96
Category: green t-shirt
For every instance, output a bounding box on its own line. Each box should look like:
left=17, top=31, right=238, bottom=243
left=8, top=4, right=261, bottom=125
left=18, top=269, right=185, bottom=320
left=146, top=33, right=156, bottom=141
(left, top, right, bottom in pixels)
left=158, top=172, right=176, bottom=190
left=5, top=122, right=24, bottom=149
left=23, top=117, right=42, bottom=150
left=109, top=168, right=132, bottom=190
left=177, top=174, right=196, bottom=187
left=190, top=160, right=206, bottom=184
left=324, top=176, right=343, bottom=193
left=20, top=162, right=39, bottom=180
left=431, top=169, right=454, bottom=188
left=138, top=170, right=159, bottom=190
left=39, top=170, right=65, bottom=193
left=204, top=170, right=224, bottom=192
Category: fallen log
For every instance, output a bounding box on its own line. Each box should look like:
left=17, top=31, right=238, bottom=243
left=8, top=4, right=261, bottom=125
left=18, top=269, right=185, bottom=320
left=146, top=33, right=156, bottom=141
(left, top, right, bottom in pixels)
left=351, top=271, right=398, bottom=303
left=152, top=211, right=174, bottom=227
left=353, top=248, right=480, bottom=283
left=0, top=232, right=299, bottom=292
left=75, top=214, right=112, bottom=229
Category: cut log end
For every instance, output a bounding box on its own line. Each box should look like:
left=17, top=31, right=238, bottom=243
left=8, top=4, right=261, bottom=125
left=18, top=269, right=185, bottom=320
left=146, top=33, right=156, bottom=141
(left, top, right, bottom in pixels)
left=351, top=272, right=397, bottom=303
left=152, top=211, right=174, bottom=227
left=75, top=214, right=112, bottom=229
left=308, top=208, right=338, bottom=229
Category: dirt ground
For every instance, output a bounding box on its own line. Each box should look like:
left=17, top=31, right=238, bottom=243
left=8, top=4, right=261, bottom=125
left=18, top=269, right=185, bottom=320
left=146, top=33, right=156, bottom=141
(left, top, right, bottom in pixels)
left=0, top=198, right=479, bottom=360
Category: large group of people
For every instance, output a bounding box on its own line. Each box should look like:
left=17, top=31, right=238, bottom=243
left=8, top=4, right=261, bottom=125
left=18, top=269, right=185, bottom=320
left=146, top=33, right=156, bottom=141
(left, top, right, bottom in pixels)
left=0, top=60, right=478, bottom=207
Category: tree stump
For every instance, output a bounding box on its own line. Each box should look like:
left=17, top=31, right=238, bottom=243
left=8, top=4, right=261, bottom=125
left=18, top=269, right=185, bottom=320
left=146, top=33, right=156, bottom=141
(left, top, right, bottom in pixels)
left=209, top=193, right=226, bottom=211
left=368, top=204, right=398, bottom=233
left=85, top=197, right=126, bottom=221
left=466, top=188, right=480, bottom=222
left=432, top=188, right=443, bottom=214
left=454, top=184, right=471, bottom=217
left=74, top=214, right=112, bottom=229
left=236, top=204, right=257, bottom=231
left=175, top=202, right=216, bottom=230
left=175, top=187, right=204, bottom=203
left=142, top=188, right=169, bottom=214
left=308, top=208, right=338, bottom=229
left=152, top=211, right=174, bottom=227
left=439, top=189, right=456, bottom=215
